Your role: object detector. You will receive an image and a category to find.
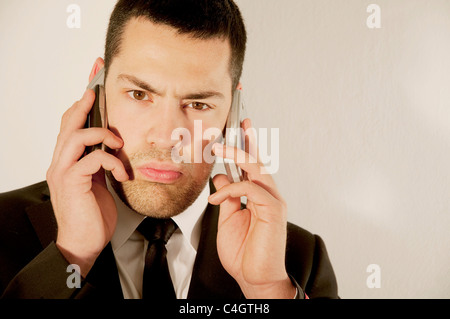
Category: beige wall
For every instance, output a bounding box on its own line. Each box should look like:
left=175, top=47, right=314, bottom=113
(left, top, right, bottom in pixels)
left=0, top=0, right=449, bottom=298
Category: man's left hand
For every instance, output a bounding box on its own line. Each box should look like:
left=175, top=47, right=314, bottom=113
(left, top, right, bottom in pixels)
left=208, top=119, right=296, bottom=299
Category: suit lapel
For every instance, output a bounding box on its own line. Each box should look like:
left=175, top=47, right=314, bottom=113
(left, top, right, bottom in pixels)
left=25, top=183, right=123, bottom=299
left=187, top=181, right=243, bottom=299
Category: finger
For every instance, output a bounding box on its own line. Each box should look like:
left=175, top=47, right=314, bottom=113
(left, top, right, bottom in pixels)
left=209, top=180, right=277, bottom=208
left=242, top=118, right=260, bottom=164
left=72, top=149, right=129, bottom=184
left=63, top=89, right=96, bottom=133
left=210, top=174, right=243, bottom=224
left=213, top=143, right=282, bottom=201
left=57, top=128, right=124, bottom=170
left=213, top=143, right=259, bottom=174
left=52, top=90, right=96, bottom=162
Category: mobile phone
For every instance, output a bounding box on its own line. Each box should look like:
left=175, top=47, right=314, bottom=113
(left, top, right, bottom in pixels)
left=84, top=67, right=107, bottom=154
left=223, top=89, right=245, bottom=183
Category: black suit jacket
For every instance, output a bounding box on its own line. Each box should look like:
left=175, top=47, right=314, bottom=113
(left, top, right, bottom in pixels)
left=0, top=181, right=338, bottom=299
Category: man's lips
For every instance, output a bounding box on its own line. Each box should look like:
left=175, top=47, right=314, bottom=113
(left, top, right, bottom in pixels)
left=136, top=163, right=182, bottom=184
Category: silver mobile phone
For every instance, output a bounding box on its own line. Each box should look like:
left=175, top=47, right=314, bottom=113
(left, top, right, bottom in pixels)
left=223, top=89, right=245, bottom=183
left=84, top=68, right=107, bottom=154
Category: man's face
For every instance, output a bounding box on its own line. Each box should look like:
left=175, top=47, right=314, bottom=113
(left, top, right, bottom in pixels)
left=105, top=18, right=233, bottom=218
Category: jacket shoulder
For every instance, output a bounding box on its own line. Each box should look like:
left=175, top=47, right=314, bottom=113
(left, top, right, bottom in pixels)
left=286, top=222, right=315, bottom=246
left=0, top=181, right=50, bottom=230
left=0, top=181, right=54, bottom=293
left=0, top=180, right=51, bottom=242
left=0, top=181, right=50, bottom=209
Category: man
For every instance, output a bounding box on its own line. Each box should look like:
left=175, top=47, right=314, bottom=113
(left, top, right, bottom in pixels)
left=0, top=0, right=338, bottom=299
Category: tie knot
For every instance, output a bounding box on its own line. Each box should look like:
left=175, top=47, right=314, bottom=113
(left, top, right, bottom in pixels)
left=137, top=218, right=178, bottom=244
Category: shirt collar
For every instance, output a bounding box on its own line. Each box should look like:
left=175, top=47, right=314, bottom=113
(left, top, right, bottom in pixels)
left=109, top=178, right=210, bottom=253
left=172, top=182, right=210, bottom=250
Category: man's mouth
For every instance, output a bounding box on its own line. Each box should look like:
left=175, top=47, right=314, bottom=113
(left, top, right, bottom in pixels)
left=136, top=162, right=183, bottom=184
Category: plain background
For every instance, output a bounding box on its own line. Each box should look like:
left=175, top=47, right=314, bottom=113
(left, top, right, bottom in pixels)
left=0, top=0, right=449, bottom=298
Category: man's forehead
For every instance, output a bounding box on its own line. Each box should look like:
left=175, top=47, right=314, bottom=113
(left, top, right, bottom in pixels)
left=120, top=18, right=231, bottom=63
left=113, top=17, right=233, bottom=92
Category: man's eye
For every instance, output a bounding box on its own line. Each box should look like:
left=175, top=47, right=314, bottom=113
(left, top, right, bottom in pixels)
left=186, top=102, right=210, bottom=111
left=127, top=90, right=150, bottom=101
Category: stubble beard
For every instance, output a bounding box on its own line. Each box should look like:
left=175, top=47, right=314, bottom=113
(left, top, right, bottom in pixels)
left=106, top=149, right=214, bottom=219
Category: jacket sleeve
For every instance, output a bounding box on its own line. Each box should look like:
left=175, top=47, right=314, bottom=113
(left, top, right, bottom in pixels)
left=1, top=242, right=90, bottom=299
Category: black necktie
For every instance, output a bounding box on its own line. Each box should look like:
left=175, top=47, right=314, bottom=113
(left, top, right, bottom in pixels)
left=137, top=217, right=178, bottom=299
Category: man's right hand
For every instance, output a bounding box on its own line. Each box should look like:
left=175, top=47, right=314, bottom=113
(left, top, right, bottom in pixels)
left=46, top=88, right=129, bottom=278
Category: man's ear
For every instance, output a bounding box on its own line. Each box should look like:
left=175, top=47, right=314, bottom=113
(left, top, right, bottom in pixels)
left=88, top=57, right=105, bottom=83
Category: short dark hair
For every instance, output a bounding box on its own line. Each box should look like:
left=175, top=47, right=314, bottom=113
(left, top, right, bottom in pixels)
left=104, top=0, right=247, bottom=90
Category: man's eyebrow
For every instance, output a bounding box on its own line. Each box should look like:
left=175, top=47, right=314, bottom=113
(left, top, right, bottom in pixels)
left=117, top=73, right=225, bottom=100
left=183, top=91, right=225, bottom=101
left=117, top=74, right=162, bottom=96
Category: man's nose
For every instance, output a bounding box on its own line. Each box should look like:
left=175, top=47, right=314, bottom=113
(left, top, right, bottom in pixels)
left=145, top=102, right=187, bottom=150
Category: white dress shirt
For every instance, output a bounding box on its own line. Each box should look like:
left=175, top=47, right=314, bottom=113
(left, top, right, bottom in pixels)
left=108, top=179, right=210, bottom=299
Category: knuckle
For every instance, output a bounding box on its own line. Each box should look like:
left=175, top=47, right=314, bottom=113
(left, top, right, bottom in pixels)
left=71, top=128, right=84, bottom=142
left=61, top=107, right=73, bottom=125
left=56, top=131, right=63, bottom=143
left=66, top=129, right=86, bottom=147
left=65, top=165, right=80, bottom=183
left=90, top=149, right=104, bottom=160
left=62, top=109, right=70, bottom=120
left=60, top=132, right=76, bottom=149
left=99, top=128, right=112, bottom=141
left=93, top=148, right=105, bottom=156
left=92, top=149, right=114, bottom=165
